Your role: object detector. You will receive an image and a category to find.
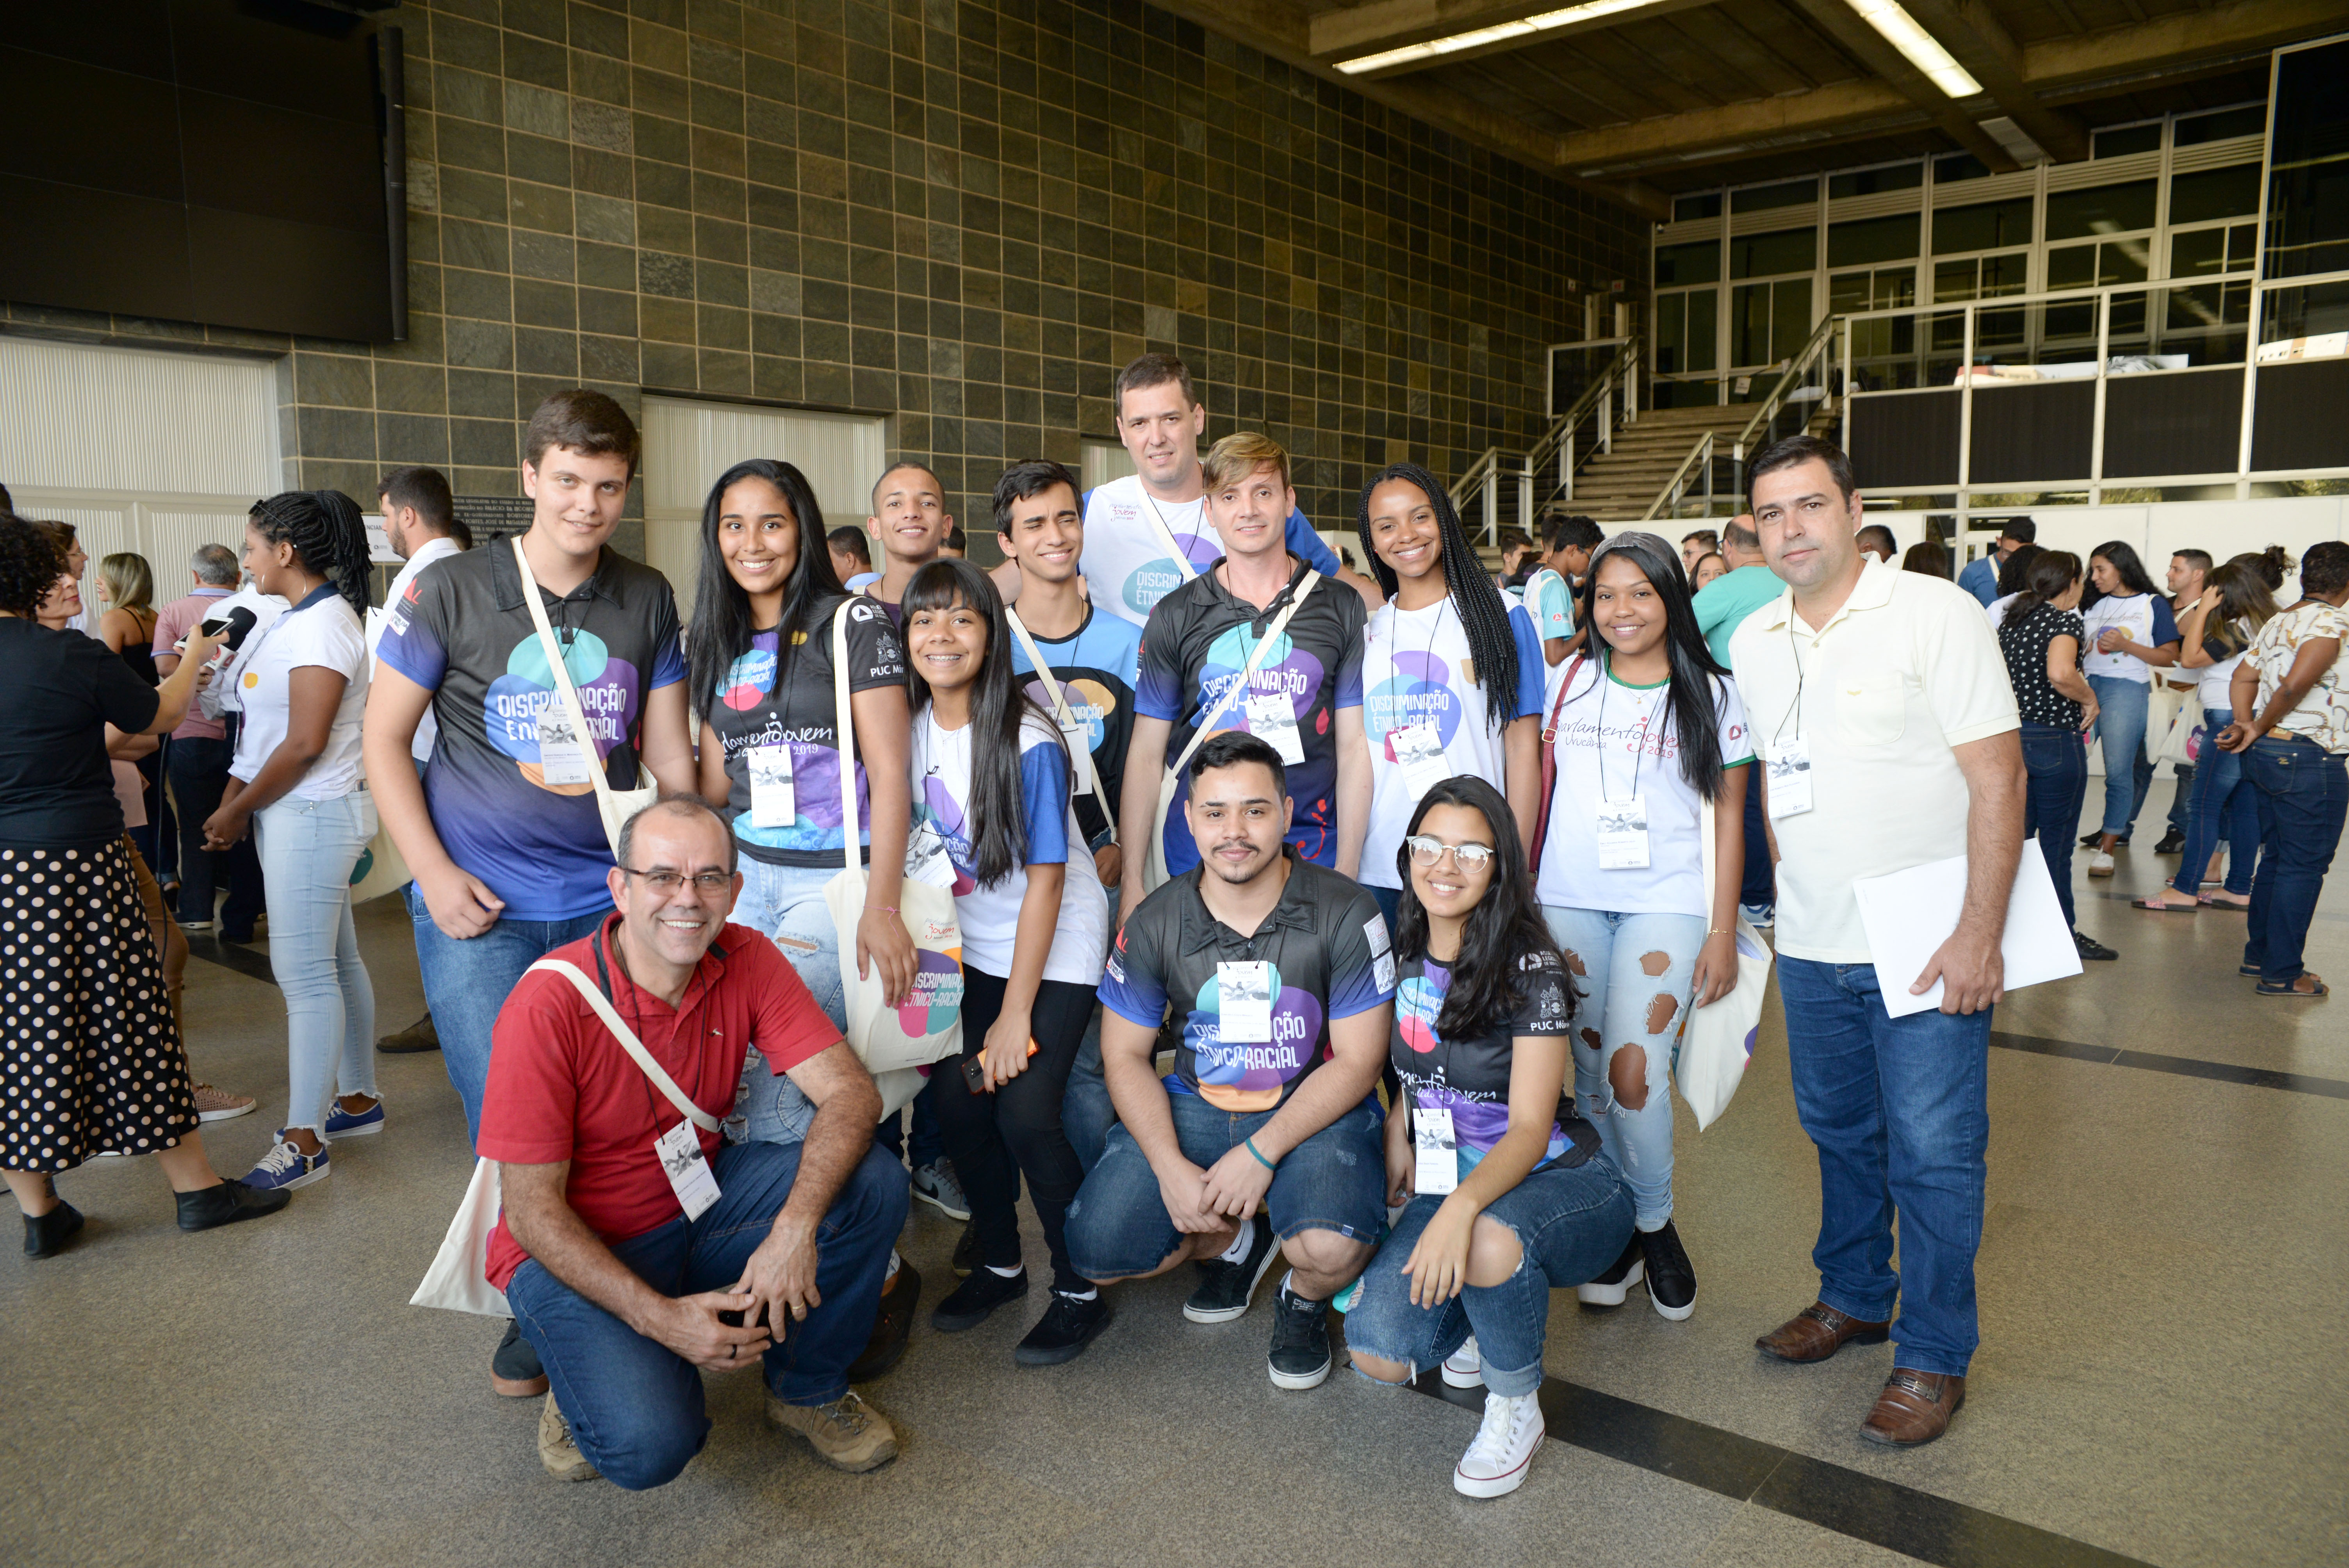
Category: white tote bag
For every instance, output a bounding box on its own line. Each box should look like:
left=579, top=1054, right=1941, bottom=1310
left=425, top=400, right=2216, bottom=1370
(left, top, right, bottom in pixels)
left=1138, top=571, right=1322, bottom=895
left=818, top=609, right=966, bottom=1075
left=513, top=537, right=656, bottom=859
left=410, top=960, right=725, bottom=1317
left=2153, top=688, right=2205, bottom=768
left=1675, top=793, right=1772, bottom=1132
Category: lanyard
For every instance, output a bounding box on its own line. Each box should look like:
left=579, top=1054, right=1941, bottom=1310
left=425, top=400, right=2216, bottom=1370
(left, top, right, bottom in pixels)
left=1773, top=614, right=1808, bottom=750
left=1593, top=652, right=1653, bottom=805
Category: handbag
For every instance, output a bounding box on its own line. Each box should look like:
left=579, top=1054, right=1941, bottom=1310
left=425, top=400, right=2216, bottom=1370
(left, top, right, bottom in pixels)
left=2140, top=677, right=2185, bottom=765
left=513, top=537, right=656, bottom=860
left=2153, top=688, right=2205, bottom=768
left=1138, top=571, right=1323, bottom=895
left=818, top=607, right=967, bottom=1076
left=1525, top=653, right=1588, bottom=873
left=1677, top=792, right=1771, bottom=1132
left=409, top=958, right=725, bottom=1317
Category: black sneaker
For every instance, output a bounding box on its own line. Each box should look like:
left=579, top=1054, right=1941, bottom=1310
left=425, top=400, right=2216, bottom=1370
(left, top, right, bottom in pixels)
left=1014, top=1292, right=1112, bottom=1366
left=2078, top=830, right=2101, bottom=849
left=951, top=1219, right=978, bottom=1278
left=1183, top=1213, right=1277, bottom=1324
left=175, top=1177, right=289, bottom=1233
left=1639, top=1221, right=1698, bottom=1320
left=492, top=1318, right=549, bottom=1397
left=2154, top=828, right=2187, bottom=855
left=1575, top=1235, right=1644, bottom=1308
left=23, top=1199, right=84, bottom=1259
left=1266, top=1282, right=1332, bottom=1390
left=377, top=1012, right=441, bottom=1053
left=930, top=1265, right=1028, bottom=1332
left=2074, top=929, right=2119, bottom=962
left=850, top=1261, right=921, bottom=1381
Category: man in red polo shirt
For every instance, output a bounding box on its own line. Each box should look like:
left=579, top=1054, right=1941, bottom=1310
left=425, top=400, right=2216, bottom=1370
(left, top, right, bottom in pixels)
left=483, top=796, right=908, bottom=1488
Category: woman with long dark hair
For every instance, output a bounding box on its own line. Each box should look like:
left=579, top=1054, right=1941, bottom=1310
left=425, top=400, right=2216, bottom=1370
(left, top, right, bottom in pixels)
left=1353, top=463, right=1545, bottom=928
left=1532, top=530, right=1748, bottom=1322
left=2137, top=562, right=2279, bottom=912
left=1996, top=551, right=2112, bottom=958
left=203, top=492, right=382, bottom=1190
left=1346, top=776, right=1631, bottom=1498
left=2079, top=540, right=2181, bottom=874
left=899, top=560, right=1112, bottom=1364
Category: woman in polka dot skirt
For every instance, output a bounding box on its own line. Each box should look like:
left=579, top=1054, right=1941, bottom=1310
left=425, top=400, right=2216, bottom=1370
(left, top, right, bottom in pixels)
left=0, top=514, right=292, bottom=1258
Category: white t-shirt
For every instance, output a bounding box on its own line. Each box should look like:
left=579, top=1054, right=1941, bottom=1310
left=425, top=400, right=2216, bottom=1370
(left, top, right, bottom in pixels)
left=368, top=535, right=463, bottom=765
left=195, top=584, right=290, bottom=719
left=230, top=588, right=371, bottom=800
left=909, top=709, right=1107, bottom=985
left=1076, top=472, right=1338, bottom=631
left=2079, top=592, right=2179, bottom=682
left=1986, top=592, right=2019, bottom=631
left=1361, top=596, right=1548, bottom=889
left=1535, top=660, right=1751, bottom=918
left=2194, top=620, right=2251, bottom=713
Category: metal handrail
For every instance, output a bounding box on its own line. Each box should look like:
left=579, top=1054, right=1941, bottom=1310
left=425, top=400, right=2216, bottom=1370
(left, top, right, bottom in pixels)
left=1736, top=313, right=1841, bottom=460
left=1642, top=431, right=1715, bottom=522
left=1456, top=334, right=1641, bottom=543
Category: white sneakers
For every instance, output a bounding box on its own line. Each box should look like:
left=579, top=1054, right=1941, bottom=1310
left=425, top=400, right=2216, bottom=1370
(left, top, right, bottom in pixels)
left=2088, top=850, right=2116, bottom=877
left=1454, top=1390, right=1544, bottom=1498
left=1441, top=1335, right=1483, bottom=1389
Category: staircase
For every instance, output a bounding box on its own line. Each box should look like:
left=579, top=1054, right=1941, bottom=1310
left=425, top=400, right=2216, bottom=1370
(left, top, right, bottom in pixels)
left=1568, top=404, right=1757, bottom=523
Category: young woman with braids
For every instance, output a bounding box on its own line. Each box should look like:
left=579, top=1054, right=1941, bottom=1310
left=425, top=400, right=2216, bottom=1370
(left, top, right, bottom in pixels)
left=1353, top=463, right=1548, bottom=930
left=203, top=491, right=383, bottom=1191
left=1532, top=530, right=1751, bottom=1322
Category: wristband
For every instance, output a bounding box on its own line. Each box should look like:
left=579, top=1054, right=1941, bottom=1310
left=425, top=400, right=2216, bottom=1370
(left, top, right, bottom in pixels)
left=864, top=903, right=898, bottom=916
left=1243, top=1136, right=1276, bottom=1172
left=1706, top=927, right=1732, bottom=937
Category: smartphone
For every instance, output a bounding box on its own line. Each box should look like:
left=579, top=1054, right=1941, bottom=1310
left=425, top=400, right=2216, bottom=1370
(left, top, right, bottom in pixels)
left=717, top=1301, right=768, bottom=1329
left=962, top=1039, right=1043, bottom=1094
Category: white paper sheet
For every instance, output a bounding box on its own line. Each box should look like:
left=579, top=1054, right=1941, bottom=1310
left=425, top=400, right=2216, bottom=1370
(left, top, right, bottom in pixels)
left=1850, top=841, right=2083, bottom=1018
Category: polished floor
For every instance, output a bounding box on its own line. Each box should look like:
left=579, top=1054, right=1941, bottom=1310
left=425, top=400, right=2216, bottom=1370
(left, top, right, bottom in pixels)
left=4, top=781, right=2344, bottom=1568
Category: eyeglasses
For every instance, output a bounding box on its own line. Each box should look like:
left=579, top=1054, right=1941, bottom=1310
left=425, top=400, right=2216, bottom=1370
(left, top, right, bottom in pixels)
left=618, top=867, right=733, bottom=894
left=1403, top=836, right=1496, bottom=871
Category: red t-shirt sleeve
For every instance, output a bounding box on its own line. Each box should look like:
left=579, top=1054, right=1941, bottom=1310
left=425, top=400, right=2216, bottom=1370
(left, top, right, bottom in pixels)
left=734, top=927, right=847, bottom=1077
left=478, top=971, right=583, bottom=1167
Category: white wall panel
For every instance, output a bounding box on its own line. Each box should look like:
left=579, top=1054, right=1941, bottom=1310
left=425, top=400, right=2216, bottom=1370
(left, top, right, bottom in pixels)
left=0, top=339, right=279, bottom=496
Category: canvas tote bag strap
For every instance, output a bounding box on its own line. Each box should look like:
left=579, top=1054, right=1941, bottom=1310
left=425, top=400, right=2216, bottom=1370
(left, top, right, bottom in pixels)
left=525, top=960, right=721, bottom=1131
left=833, top=603, right=864, bottom=878
left=1135, top=489, right=1200, bottom=583
left=1164, top=570, right=1322, bottom=782
left=512, top=537, right=623, bottom=817
left=1006, top=608, right=1100, bottom=804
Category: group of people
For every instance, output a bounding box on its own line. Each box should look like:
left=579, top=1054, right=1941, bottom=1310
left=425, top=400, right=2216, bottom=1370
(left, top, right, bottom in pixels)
left=8, top=352, right=2345, bottom=1504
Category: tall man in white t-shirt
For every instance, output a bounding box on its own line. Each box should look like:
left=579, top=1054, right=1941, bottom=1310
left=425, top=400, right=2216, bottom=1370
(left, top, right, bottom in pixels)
left=371, top=465, right=469, bottom=1055
left=1729, top=436, right=2024, bottom=1450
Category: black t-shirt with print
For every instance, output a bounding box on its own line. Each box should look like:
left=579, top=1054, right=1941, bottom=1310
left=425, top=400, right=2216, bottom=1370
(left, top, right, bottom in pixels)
left=704, top=594, right=907, bottom=868
left=1389, top=948, right=1599, bottom=1171
left=1998, top=601, right=2085, bottom=729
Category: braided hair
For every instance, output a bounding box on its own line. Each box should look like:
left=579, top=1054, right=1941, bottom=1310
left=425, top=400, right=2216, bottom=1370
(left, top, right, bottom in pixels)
left=250, top=490, right=372, bottom=615
left=1354, top=462, right=1522, bottom=735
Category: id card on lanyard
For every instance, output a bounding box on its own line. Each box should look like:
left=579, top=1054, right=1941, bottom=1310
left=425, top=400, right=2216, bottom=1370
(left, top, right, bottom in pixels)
left=537, top=711, right=592, bottom=786
left=1768, top=618, right=1816, bottom=818
left=1594, top=664, right=1654, bottom=868
left=1412, top=1103, right=1458, bottom=1195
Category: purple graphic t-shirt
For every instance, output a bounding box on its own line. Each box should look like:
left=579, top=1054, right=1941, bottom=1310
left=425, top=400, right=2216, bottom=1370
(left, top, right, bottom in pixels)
left=1390, top=949, right=1597, bottom=1180
left=376, top=542, right=685, bottom=921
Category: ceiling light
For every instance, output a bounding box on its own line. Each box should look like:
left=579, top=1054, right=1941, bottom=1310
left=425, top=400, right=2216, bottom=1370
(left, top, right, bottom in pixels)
left=1845, top=0, right=1982, bottom=99
left=1335, top=0, right=1664, bottom=75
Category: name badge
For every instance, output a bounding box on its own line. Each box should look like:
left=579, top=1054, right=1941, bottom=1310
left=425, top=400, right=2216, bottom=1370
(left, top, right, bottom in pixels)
left=1390, top=723, right=1449, bottom=798
left=654, top=1119, right=721, bottom=1222
left=1766, top=738, right=1815, bottom=818
left=747, top=744, right=796, bottom=827
left=536, top=713, right=591, bottom=786
left=1217, top=960, right=1273, bottom=1043
left=1243, top=692, right=1306, bottom=766
left=1413, top=1103, right=1458, bottom=1195
left=905, top=820, right=956, bottom=889
left=1060, top=719, right=1096, bottom=798
left=1595, top=793, right=1651, bottom=870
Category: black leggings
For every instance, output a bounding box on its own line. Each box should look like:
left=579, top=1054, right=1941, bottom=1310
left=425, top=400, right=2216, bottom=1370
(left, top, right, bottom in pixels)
left=930, top=968, right=1096, bottom=1295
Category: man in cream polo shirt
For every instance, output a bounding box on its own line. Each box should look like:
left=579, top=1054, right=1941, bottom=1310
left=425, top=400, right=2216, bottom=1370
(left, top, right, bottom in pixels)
left=1728, top=435, right=2024, bottom=1452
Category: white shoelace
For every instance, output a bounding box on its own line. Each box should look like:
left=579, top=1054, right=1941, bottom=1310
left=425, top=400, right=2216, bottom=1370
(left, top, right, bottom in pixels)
left=1449, top=1335, right=1481, bottom=1368
left=1464, top=1392, right=1538, bottom=1466
left=251, top=1140, right=306, bottom=1176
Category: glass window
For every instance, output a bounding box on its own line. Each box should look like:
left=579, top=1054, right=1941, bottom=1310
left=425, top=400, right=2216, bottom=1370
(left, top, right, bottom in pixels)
left=2092, top=123, right=2162, bottom=158
left=2173, top=105, right=2266, bottom=147
left=1729, top=227, right=1816, bottom=279
left=1829, top=163, right=1922, bottom=200
left=2265, top=39, right=2349, bottom=280
left=1655, top=289, right=1717, bottom=374
left=2047, top=244, right=2096, bottom=290
left=1672, top=192, right=1723, bottom=222
left=2046, top=180, right=2156, bottom=241
left=2169, top=163, right=2261, bottom=225
left=1733, top=178, right=1818, bottom=213
left=1731, top=284, right=1771, bottom=366
left=1771, top=278, right=1814, bottom=362
left=1933, top=153, right=1990, bottom=185
left=1827, top=213, right=1919, bottom=267
left=1687, top=288, right=1716, bottom=372
left=1933, top=198, right=2033, bottom=254
left=1655, top=240, right=1720, bottom=287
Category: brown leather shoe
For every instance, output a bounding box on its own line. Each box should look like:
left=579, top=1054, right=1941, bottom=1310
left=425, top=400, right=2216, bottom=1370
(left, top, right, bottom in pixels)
left=1859, top=1369, right=1965, bottom=1447
left=1754, top=1301, right=1891, bottom=1363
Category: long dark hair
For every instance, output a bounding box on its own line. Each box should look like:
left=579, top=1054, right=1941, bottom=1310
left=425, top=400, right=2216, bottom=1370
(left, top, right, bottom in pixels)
left=2199, top=561, right=2281, bottom=654
left=1392, top=776, right=1572, bottom=1041
left=902, top=558, right=1060, bottom=888
left=1354, top=463, right=1522, bottom=735
left=2088, top=540, right=2159, bottom=599
left=684, top=459, right=846, bottom=719
left=1570, top=530, right=1733, bottom=802
left=250, top=490, right=371, bottom=616
left=1999, top=550, right=2081, bottom=641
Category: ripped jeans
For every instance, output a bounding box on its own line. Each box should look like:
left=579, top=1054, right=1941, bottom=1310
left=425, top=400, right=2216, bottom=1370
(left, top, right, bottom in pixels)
left=729, top=857, right=848, bottom=1145
left=1541, top=907, right=1705, bottom=1231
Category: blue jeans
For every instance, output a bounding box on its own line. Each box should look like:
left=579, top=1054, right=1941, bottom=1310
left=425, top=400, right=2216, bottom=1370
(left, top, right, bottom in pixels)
left=407, top=887, right=606, bottom=1147
left=2019, top=723, right=2089, bottom=928
left=2088, top=674, right=2149, bottom=838
left=504, top=1139, right=908, bottom=1491
left=2243, top=736, right=2349, bottom=984
left=1346, top=1154, right=1633, bottom=1396
left=1064, top=1010, right=1116, bottom=1174
left=2171, top=709, right=2259, bottom=899
left=1541, top=906, right=1705, bottom=1230
left=1739, top=768, right=1775, bottom=909
left=1066, top=1089, right=1386, bottom=1281
left=256, top=793, right=378, bottom=1134
left=1775, top=959, right=1991, bottom=1379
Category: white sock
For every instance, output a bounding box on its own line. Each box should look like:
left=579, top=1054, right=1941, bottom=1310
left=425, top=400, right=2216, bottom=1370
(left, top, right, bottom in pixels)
left=1216, top=1224, right=1255, bottom=1263
left=988, top=1263, right=1024, bottom=1278
left=1057, top=1286, right=1099, bottom=1301
left=884, top=1249, right=902, bottom=1285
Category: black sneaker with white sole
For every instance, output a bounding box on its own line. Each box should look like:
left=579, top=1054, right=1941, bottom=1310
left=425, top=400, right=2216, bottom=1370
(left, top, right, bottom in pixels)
left=2073, top=929, right=2119, bottom=962
left=1265, top=1282, right=1332, bottom=1390
left=1575, top=1235, right=1643, bottom=1308
left=1014, top=1292, right=1112, bottom=1366
left=1183, top=1212, right=1278, bottom=1324
left=930, top=1265, right=1029, bottom=1332
left=1638, top=1220, right=1697, bottom=1320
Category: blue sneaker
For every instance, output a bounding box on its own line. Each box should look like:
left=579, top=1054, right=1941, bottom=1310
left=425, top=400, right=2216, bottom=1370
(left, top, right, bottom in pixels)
left=244, top=1135, right=329, bottom=1192
left=323, top=1099, right=384, bottom=1138
left=1739, top=902, right=1774, bottom=931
